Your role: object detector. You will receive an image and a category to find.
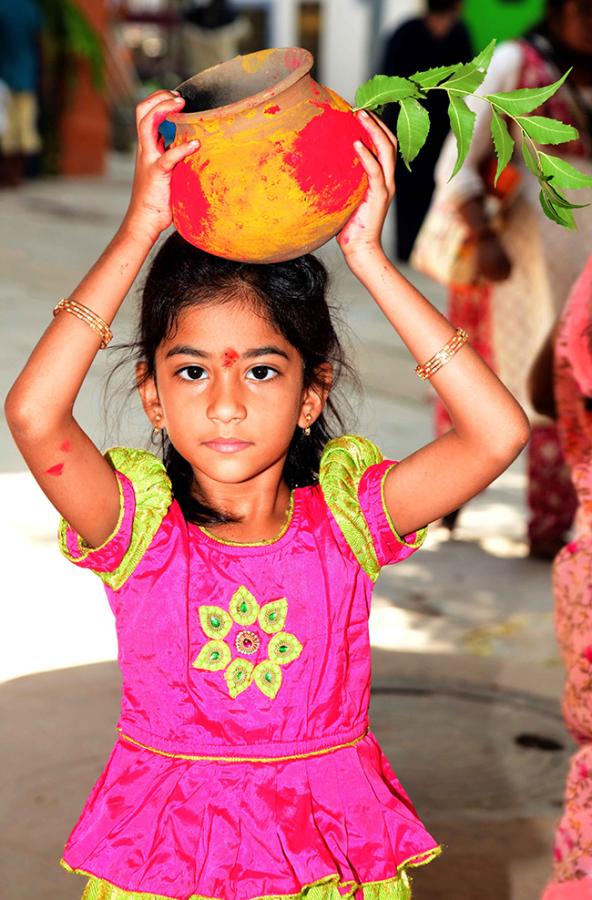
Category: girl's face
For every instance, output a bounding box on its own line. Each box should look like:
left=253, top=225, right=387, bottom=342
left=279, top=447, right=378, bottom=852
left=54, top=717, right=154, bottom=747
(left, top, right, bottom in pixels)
left=138, top=299, right=325, bottom=493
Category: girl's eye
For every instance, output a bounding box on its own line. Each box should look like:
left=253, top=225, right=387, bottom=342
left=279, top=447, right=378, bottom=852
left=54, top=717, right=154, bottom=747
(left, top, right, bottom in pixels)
left=246, top=365, right=278, bottom=382
left=177, top=365, right=207, bottom=381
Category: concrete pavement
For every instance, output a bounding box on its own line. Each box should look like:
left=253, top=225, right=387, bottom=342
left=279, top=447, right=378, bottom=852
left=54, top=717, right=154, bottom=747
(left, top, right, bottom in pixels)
left=0, top=156, right=571, bottom=899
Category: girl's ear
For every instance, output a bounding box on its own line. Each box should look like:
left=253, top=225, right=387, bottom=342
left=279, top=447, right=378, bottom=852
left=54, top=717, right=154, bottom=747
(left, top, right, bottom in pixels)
left=298, top=362, right=333, bottom=428
left=136, top=361, right=164, bottom=429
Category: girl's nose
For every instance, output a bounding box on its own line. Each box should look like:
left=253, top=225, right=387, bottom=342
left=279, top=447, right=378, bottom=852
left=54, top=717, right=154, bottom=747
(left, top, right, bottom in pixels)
left=207, top=378, right=246, bottom=425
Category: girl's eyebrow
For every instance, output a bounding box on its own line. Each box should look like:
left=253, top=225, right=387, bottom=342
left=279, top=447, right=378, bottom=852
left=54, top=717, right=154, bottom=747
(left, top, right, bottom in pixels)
left=165, top=345, right=208, bottom=359
left=243, top=345, right=290, bottom=360
left=165, top=344, right=290, bottom=360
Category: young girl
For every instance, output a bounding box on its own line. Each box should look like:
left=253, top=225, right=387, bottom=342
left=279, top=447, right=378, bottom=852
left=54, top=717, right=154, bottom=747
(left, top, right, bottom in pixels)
left=5, top=90, right=529, bottom=900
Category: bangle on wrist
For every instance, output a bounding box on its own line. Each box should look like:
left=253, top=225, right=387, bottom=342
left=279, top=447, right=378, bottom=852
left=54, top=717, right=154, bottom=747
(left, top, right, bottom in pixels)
left=53, top=298, right=113, bottom=349
left=415, top=328, right=469, bottom=381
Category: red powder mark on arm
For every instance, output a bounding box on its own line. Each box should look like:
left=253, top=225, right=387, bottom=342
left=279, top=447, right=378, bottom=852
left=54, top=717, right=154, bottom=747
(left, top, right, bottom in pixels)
left=222, top=348, right=240, bottom=368
left=46, top=463, right=65, bottom=476
left=59, top=440, right=72, bottom=453
left=264, top=105, right=281, bottom=116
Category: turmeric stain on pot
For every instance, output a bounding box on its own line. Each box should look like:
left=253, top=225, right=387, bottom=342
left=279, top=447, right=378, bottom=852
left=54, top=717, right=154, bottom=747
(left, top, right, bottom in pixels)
left=241, top=49, right=273, bottom=74
left=283, top=102, right=368, bottom=214
left=167, top=58, right=369, bottom=260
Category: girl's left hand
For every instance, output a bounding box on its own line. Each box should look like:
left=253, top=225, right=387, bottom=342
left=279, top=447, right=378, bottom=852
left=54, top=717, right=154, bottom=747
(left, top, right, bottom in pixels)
left=337, top=111, right=396, bottom=265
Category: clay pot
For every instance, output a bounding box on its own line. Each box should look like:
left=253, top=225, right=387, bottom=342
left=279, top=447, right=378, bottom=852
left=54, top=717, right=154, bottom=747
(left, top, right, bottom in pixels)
left=166, top=48, right=370, bottom=263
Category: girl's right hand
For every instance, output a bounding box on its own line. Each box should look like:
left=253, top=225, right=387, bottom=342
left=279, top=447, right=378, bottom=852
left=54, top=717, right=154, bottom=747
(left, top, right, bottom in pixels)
left=124, top=90, right=199, bottom=244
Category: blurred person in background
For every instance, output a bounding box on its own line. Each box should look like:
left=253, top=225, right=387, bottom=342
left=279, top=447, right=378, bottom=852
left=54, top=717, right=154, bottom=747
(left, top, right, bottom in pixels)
left=381, top=0, right=473, bottom=262
left=528, top=254, right=592, bottom=898
left=0, top=0, right=43, bottom=187
left=433, top=0, right=592, bottom=558
left=180, top=0, right=251, bottom=78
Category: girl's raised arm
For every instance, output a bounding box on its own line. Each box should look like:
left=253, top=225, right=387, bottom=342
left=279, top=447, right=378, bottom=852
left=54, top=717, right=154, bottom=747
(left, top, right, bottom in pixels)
left=338, top=111, right=530, bottom=537
left=4, top=91, right=198, bottom=548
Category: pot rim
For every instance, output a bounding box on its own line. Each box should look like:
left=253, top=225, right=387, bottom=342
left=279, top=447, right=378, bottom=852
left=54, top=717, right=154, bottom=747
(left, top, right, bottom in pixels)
left=169, top=47, right=314, bottom=123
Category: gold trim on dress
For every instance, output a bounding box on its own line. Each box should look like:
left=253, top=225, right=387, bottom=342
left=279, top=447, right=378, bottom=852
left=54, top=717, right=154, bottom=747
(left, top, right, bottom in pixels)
left=117, top=727, right=369, bottom=762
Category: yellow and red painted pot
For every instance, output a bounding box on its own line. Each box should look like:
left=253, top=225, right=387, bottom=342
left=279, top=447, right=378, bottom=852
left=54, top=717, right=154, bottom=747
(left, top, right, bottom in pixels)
left=165, top=48, right=370, bottom=263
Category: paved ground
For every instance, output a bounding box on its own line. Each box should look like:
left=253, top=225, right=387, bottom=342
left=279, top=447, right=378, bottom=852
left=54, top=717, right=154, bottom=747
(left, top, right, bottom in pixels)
left=0, top=156, right=570, bottom=899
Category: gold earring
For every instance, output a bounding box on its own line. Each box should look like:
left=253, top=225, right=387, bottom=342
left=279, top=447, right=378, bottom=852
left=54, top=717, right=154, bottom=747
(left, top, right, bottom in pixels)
left=152, top=413, right=163, bottom=438
left=303, top=413, right=312, bottom=437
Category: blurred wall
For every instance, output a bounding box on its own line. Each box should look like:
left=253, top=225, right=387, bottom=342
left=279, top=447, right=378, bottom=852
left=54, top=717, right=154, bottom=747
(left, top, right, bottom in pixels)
left=272, top=0, right=299, bottom=45
left=321, top=0, right=420, bottom=102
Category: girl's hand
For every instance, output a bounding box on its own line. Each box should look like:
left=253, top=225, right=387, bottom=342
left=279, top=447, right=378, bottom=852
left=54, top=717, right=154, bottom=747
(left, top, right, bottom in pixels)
left=123, top=90, right=199, bottom=244
left=337, top=110, right=396, bottom=266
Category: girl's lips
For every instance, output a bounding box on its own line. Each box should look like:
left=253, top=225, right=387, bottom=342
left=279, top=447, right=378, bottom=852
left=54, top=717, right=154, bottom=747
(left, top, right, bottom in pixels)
left=203, top=439, right=253, bottom=454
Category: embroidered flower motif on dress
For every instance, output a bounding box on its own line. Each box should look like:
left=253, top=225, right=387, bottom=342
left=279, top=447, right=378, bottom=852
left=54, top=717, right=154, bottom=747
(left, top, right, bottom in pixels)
left=192, top=586, right=303, bottom=699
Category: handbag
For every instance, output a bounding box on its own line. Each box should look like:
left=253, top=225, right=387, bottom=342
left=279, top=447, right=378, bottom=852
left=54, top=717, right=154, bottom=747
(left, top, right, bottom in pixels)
left=410, top=158, right=521, bottom=286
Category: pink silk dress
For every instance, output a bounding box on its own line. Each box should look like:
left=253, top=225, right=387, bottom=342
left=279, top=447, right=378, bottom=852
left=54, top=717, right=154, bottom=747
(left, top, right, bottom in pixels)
left=57, top=434, right=441, bottom=900
left=543, top=256, right=592, bottom=898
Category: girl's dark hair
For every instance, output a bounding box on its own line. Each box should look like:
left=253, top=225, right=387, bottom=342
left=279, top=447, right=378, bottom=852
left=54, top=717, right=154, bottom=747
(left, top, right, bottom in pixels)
left=135, top=232, right=353, bottom=525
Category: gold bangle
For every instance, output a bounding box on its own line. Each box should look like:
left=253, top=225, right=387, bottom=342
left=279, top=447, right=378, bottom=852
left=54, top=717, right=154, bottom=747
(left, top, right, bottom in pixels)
left=415, top=328, right=469, bottom=381
left=53, top=298, right=113, bottom=349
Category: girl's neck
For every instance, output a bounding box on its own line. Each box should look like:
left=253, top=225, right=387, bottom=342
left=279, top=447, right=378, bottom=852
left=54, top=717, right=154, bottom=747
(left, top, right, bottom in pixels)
left=194, top=474, right=293, bottom=544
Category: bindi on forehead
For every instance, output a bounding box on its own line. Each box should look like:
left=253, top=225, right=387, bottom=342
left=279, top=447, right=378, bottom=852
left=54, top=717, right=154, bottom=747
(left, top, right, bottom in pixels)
left=222, top=348, right=240, bottom=368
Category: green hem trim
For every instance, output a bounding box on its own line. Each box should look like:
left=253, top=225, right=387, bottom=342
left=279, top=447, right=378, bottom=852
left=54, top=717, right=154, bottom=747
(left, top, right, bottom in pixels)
left=60, top=847, right=441, bottom=900
left=380, top=464, right=428, bottom=551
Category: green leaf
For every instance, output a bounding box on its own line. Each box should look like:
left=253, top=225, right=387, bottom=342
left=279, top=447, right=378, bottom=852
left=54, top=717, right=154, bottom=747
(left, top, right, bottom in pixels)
left=539, top=188, right=558, bottom=223
left=516, top=115, right=579, bottom=145
left=490, top=109, right=514, bottom=186
left=543, top=181, right=590, bottom=209
left=410, top=63, right=459, bottom=89
left=539, top=152, right=592, bottom=189
left=439, top=39, right=496, bottom=94
left=539, top=188, right=576, bottom=228
left=447, top=94, right=476, bottom=179
left=354, top=75, right=419, bottom=110
left=556, top=206, right=576, bottom=229
left=396, top=98, right=430, bottom=170
left=521, top=141, right=542, bottom=177
left=485, top=69, right=570, bottom=116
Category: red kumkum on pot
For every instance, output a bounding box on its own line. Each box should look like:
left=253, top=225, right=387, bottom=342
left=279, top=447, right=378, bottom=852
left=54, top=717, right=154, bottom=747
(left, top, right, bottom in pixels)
left=166, top=48, right=370, bottom=263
